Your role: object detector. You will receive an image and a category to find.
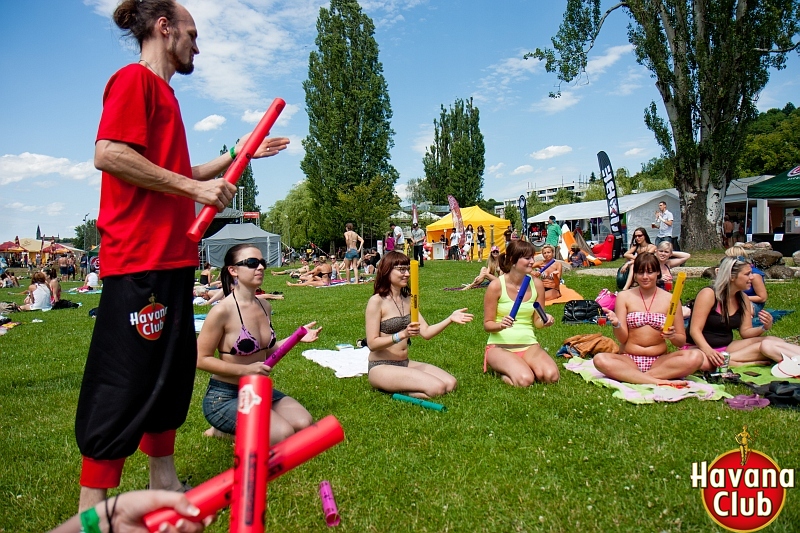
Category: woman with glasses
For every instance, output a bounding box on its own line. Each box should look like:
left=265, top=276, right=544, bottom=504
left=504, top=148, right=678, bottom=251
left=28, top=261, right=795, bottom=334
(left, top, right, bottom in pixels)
left=462, top=245, right=502, bottom=290
left=532, top=244, right=562, bottom=301
left=366, top=251, right=473, bottom=398
left=593, top=253, right=703, bottom=385
left=686, top=255, right=800, bottom=368
left=618, top=227, right=657, bottom=290
left=197, top=244, right=321, bottom=444
left=483, top=240, right=558, bottom=387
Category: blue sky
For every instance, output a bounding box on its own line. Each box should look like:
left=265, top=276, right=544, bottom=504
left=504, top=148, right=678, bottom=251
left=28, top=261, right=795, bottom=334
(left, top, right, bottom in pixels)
left=1, top=0, right=797, bottom=243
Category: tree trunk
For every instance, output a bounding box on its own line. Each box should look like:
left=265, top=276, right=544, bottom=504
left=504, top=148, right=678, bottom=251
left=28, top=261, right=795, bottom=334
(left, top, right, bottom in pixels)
left=679, top=180, right=724, bottom=250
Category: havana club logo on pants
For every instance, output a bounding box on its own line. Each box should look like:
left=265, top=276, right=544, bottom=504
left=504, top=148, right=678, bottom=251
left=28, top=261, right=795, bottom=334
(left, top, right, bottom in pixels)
left=129, top=294, right=168, bottom=341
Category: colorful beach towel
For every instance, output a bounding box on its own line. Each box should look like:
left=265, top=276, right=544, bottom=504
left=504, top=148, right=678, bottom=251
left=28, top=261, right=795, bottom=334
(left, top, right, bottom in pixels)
left=733, top=363, right=800, bottom=386
left=302, top=346, right=369, bottom=378
left=545, top=286, right=584, bottom=306
left=564, top=357, right=731, bottom=404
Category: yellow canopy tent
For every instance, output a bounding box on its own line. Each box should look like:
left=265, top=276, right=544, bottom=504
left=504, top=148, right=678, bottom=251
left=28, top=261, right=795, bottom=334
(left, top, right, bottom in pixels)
left=425, top=205, right=512, bottom=253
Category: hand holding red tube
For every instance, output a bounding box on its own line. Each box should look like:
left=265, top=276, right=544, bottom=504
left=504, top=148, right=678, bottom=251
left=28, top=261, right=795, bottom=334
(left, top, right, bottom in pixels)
left=188, top=98, right=287, bottom=241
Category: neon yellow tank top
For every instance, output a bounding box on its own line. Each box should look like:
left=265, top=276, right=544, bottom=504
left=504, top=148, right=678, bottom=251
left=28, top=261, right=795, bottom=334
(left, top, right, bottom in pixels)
left=487, top=274, right=539, bottom=346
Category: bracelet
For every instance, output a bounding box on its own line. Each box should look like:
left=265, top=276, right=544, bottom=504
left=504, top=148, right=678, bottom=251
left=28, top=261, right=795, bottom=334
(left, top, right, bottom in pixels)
left=613, top=321, right=621, bottom=329
left=80, top=507, right=101, bottom=533
left=392, top=332, right=401, bottom=343
left=229, top=146, right=236, bottom=159
left=105, top=496, right=119, bottom=533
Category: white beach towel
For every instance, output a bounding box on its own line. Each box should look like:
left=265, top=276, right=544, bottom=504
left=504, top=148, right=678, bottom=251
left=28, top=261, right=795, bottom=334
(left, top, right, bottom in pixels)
left=302, top=347, right=369, bottom=378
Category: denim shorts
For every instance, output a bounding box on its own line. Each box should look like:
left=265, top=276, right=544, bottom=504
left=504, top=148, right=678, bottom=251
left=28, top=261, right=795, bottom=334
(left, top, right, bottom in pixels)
left=202, top=378, right=286, bottom=435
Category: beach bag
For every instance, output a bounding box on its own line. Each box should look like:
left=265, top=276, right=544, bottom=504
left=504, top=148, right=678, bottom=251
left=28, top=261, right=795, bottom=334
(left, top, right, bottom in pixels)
left=595, top=288, right=616, bottom=311
left=562, top=300, right=602, bottom=324
left=52, top=299, right=79, bottom=310
left=562, top=333, right=619, bottom=357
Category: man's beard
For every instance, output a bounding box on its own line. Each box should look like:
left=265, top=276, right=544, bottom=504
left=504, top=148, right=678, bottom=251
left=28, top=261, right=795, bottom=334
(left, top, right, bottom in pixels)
left=169, top=39, right=194, bottom=75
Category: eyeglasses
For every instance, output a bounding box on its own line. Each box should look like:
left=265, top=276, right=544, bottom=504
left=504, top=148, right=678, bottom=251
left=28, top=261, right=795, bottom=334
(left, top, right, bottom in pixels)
left=634, top=234, right=644, bottom=238
left=393, top=266, right=410, bottom=273
left=234, top=258, right=268, bottom=269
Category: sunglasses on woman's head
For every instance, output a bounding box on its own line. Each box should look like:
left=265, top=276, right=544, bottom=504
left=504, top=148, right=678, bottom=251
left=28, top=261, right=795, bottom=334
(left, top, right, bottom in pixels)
left=735, top=256, right=753, bottom=265
left=234, top=258, right=268, bottom=269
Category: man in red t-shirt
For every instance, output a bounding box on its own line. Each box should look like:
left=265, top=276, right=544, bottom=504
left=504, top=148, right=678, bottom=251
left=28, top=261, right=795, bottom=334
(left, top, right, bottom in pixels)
left=74, top=0, right=289, bottom=511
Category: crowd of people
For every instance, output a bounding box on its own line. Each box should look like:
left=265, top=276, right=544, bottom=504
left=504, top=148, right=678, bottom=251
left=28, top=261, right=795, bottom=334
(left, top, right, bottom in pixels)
left=19, top=1, right=795, bottom=531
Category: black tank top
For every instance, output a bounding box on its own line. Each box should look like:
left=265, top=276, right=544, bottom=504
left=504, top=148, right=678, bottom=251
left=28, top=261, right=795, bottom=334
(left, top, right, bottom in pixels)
left=687, top=295, right=743, bottom=348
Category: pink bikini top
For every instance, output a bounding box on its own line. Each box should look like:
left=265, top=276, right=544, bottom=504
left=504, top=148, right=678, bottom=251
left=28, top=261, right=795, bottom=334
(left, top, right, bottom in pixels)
left=626, top=312, right=667, bottom=330
left=220, top=292, right=276, bottom=356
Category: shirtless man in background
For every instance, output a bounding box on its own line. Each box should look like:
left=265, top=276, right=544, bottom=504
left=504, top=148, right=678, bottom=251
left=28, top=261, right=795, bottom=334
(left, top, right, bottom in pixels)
left=343, top=223, right=364, bottom=284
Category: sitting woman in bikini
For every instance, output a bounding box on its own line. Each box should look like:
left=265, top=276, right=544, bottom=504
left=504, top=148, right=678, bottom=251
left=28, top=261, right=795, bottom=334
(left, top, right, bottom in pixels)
left=619, top=227, right=657, bottom=290
left=462, top=245, right=502, bottom=290
left=593, top=253, right=704, bottom=386
left=532, top=244, right=562, bottom=301
left=483, top=240, right=558, bottom=387
left=197, top=244, right=321, bottom=444
left=685, top=255, right=800, bottom=368
left=365, top=251, right=473, bottom=398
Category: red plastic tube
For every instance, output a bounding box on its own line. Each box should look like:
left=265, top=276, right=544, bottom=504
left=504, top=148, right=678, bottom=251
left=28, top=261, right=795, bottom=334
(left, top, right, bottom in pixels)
left=142, top=416, right=345, bottom=532
left=187, top=98, right=286, bottom=242
left=230, top=376, right=272, bottom=533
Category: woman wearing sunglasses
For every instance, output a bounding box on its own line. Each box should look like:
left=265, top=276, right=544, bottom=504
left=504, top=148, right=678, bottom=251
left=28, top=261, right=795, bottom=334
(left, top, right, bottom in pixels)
left=685, top=256, right=800, bottom=368
left=618, top=227, right=657, bottom=290
left=197, top=244, right=321, bottom=444
left=366, top=251, right=474, bottom=398
left=724, top=246, right=767, bottom=322
left=462, top=245, right=502, bottom=290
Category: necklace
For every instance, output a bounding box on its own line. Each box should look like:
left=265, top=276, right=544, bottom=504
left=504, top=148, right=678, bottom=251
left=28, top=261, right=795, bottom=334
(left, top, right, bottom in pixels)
left=138, top=59, right=164, bottom=80
left=639, top=288, right=657, bottom=312
left=389, top=293, right=405, bottom=317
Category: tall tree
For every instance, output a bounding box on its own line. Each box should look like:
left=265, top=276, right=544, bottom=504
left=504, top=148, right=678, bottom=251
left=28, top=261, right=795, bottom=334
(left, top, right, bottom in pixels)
left=302, top=0, right=398, bottom=245
left=738, top=105, right=800, bottom=176
left=264, top=182, right=315, bottom=251
left=422, top=97, right=486, bottom=206
left=529, top=0, right=800, bottom=249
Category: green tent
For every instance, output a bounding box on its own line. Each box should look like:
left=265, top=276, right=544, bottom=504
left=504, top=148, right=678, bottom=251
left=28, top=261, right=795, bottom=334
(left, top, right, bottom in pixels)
left=748, top=165, right=800, bottom=199
left=87, top=245, right=100, bottom=258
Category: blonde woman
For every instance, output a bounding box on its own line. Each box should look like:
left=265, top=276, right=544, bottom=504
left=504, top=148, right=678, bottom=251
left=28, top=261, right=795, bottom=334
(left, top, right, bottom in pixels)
left=462, top=246, right=502, bottom=290
left=532, top=244, right=562, bottom=301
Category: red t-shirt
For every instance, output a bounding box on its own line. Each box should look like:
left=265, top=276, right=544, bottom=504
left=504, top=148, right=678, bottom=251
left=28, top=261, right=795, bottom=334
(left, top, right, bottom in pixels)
left=95, top=64, right=197, bottom=276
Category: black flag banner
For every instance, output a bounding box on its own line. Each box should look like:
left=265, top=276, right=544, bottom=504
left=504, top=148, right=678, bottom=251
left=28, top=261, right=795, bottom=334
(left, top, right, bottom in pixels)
left=597, top=151, right=624, bottom=260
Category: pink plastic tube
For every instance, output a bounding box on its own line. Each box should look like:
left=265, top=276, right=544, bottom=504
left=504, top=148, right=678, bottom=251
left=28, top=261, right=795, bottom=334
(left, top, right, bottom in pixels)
left=187, top=98, right=285, bottom=242
left=319, top=480, right=341, bottom=527
left=142, top=416, right=345, bottom=532
left=264, top=326, right=307, bottom=368
left=230, top=376, right=272, bottom=533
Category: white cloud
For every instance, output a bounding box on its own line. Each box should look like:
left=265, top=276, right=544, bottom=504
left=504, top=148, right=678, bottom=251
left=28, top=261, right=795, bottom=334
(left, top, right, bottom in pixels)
left=194, top=114, right=227, bottom=131
left=530, top=90, right=581, bottom=114
left=0, top=153, right=97, bottom=186
left=511, top=165, right=533, bottom=175
left=473, top=51, right=541, bottom=106
left=585, top=44, right=634, bottom=76
left=411, top=123, right=434, bottom=156
left=86, top=1, right=425, bottom=111
left=529, top=145, right=572, bottom=160
left=611, top=66, right=645, bottom=96
left=284, top=135, right=305, bottom=156
left=487, top=162, right=505, bottom=175
left=241, top=103, right=300, bottom=128
left=395, top=182, right=409, bottom=200
left=2, top=201, right=66, bottom=217
left=624, top=147, right=645, bottom=157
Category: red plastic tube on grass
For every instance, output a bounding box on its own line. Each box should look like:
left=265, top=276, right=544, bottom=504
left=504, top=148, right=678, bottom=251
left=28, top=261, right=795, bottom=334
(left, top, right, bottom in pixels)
left=264, top=326, right=307, bottom=368
left=142, top=416, right=345, bottom=532
left=230, top=375, right=272, bottom=533
left=187, top=98, right=286, bottom=242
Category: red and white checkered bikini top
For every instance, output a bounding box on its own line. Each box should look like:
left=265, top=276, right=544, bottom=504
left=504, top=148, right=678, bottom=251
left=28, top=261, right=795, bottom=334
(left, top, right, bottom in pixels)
left=626, top=312, right=666, bottom=330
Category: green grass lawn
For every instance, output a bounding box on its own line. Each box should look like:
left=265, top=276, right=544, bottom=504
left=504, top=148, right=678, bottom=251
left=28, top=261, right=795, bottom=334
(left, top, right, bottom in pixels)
left=1, top=261, right=799, bottom=532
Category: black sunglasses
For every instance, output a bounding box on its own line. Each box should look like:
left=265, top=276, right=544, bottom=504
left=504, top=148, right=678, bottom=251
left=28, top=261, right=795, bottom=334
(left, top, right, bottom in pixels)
left=234, top=258, right=268, bottom=269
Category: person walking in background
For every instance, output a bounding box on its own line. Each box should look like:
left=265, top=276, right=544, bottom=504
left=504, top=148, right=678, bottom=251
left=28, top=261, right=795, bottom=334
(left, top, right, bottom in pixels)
left=653, top=201, right=673, bottom=246
left=448, top=227, right=461, bottom=260
left=411, top=222, right=425, bottom=267
left=343, top=222, right=364, bottom=283
left=391, top=222, right=405, bottom=256
left=545, top=215, right=560, bottom=248
left=74, top=0, right=289, bottom=512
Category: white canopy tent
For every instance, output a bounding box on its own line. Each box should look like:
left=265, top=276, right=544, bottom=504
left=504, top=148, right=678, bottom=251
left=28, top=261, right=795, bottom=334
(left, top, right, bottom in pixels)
left=528, top=189, right=681, bottom=244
